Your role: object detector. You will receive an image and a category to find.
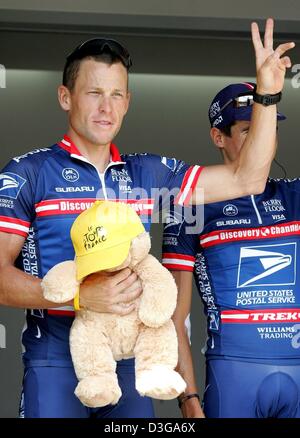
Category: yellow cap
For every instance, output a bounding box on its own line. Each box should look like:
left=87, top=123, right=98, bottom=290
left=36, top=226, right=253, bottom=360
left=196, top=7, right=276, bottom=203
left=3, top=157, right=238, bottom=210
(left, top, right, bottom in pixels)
left=71, top=200, right=145, bottom=280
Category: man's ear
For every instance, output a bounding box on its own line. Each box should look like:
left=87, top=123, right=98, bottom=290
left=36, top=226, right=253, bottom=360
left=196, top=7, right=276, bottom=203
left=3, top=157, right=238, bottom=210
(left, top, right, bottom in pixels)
left=210, top=127, right=225, bottom=151
left=58, top=85, right=71, bottom=111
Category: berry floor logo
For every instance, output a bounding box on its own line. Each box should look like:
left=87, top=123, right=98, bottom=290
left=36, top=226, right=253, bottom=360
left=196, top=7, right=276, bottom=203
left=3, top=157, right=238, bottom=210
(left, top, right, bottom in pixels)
left=0, top=65, right=6, bottom=88
left=0, top=324, right=6, bottom=348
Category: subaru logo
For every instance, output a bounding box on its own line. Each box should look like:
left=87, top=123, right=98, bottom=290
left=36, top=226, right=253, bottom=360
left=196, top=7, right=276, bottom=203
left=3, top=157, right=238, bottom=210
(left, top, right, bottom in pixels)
left=223, top=204, right=238, bottom=216
left=62, top=168, right=79, bottom=182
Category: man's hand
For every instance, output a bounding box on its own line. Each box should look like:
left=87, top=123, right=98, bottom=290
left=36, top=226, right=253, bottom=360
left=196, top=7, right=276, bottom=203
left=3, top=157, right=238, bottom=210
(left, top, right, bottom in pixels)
left=79, top=268, right=142, bottom=315
left=252, top=18, right=295, bottom=94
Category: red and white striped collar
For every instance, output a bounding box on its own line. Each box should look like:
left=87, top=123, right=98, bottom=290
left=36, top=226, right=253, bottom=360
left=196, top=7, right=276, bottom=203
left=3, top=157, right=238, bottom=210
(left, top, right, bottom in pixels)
left=58, top=135, right=125, bottom=164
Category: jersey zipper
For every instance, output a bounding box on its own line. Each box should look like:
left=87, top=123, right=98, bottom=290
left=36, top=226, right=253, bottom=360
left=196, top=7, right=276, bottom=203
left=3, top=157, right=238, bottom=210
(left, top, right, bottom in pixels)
left=97, top=170, right=107, bottom=200
left=95, top=161, right=124, bottom=200
left=251, top=194, right=262, bottom=225
left=72, top=155, right=124, bottom=201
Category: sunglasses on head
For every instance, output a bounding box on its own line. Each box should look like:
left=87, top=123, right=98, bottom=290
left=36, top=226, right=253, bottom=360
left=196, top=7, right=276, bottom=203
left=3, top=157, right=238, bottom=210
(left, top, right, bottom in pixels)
left=65, top=38, right=133, bottom=69
left=219, top=93, right=254, bottom=113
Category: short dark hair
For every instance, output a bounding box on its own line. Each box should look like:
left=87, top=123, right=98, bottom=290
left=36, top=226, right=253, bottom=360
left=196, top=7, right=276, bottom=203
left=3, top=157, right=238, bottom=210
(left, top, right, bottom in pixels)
left=63, top=38, right=132, bottom=92
left=218, top=121, right=236, bottom=137
left=63, top=52, right=123, bottom=92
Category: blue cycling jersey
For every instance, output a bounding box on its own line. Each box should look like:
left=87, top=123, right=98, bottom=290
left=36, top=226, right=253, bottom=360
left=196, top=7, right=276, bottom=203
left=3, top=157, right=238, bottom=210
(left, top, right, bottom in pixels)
left=0, top=135, right=202, bottom=367
left=163, top=179, right=300, bottom=363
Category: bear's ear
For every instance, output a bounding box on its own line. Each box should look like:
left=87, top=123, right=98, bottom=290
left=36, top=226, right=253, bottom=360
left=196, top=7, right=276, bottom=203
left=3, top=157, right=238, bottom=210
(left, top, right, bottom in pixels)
left=130, top=233, right=151, bottom=266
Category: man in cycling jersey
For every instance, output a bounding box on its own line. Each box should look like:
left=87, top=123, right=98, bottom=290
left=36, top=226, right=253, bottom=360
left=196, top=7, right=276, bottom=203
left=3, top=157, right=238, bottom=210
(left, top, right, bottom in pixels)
left=0, top=19, right=294, bottom=417
left=162, top=81, right=300, bottom=418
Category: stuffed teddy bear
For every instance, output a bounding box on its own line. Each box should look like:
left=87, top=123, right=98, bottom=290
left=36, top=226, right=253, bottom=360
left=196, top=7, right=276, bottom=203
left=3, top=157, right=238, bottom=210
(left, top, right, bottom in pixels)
left=41, top=200, right=186, bottom=408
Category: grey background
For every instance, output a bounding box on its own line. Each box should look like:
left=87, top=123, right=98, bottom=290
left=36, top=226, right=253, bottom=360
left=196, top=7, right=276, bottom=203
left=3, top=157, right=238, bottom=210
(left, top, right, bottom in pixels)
left=0, top=1, right=300, bottom=418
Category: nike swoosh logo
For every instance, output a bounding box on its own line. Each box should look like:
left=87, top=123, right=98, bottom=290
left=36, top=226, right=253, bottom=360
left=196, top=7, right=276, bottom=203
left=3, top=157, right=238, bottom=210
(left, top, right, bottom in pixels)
left=35, top=326, right=41, bottom=339
left=203, top=384, right=211, bottom=395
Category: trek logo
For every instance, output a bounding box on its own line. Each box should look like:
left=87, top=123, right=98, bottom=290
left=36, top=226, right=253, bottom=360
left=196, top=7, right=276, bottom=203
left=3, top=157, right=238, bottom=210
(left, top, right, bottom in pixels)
left=164, top=210, right=184, bottom=236
left=161, top=157, right=177, bottom=171
left=62, top=168, right=79, bottom=182
left=0, top=172, right=26, bottom=199
left=221, top=308, right=300, bottom=323
left=237, top=243, right=296, bottom=288
left=223, top=204, right=238, bottom=216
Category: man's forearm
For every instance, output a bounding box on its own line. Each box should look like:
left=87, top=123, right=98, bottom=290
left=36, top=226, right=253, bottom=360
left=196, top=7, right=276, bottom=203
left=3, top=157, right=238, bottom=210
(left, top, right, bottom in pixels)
left=235, top=102, right=277, bottom=194
left=176, top=327, right=199, bottom=394
left=191, top=102, right=278, bottom=204
left=0, top=265, right=71, bottom=308
left=236, top=18, right=294, bottom=195
left=176, top=325, right=204, bottom=417
left=191, top=20, right=294, bottom=205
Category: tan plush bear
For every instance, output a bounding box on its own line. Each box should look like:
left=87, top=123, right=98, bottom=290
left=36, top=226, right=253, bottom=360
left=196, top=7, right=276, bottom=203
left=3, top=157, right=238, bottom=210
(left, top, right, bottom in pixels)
left=41, top=200, right=186, bottom=408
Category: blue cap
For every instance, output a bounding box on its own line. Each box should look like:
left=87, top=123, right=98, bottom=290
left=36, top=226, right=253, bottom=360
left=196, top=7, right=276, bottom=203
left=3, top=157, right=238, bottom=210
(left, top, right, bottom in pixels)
left=208, top=82, right=286, bottom=129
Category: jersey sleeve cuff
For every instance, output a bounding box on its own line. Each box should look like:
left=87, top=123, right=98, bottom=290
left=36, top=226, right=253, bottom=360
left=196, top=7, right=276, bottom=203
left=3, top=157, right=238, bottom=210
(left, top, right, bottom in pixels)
left=175, top=165, right=204, bottom=206
left=0, top=216, right=30, bottom=238
left=162, top=252, right=195, bottom=271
